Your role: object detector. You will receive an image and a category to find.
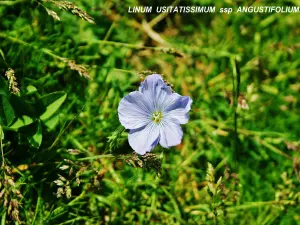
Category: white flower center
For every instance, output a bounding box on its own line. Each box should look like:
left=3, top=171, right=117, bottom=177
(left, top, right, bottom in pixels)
left=151, top=111, right=163, bottom=123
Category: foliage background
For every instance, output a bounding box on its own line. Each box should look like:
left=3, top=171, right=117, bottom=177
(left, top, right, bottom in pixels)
left=0, top=0, right=299, bottom=224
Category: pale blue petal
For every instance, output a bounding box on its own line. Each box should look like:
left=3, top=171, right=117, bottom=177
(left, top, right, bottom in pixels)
left=163, top=94, right=192, bottom=124
left=128, top=123, right=160, bottom=155
left=159, top=118, right=183, bottom=148
left=139, top=74, right=171, bottom=93
left=118, top=91, right=152, bottom=129
left=139, top=74, right=172, bottom=111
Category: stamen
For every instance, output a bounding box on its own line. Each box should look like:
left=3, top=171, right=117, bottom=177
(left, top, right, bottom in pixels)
left=151, top=111, right=163, bottom=123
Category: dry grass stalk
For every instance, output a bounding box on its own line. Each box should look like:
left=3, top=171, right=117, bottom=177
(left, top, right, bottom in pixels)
left=5, top=68, right=20, bottom=94
left=0, top=165, right=23, bottom=223
left=63, top=59, right=91, bottom=79
left=45, top=7, right=60, bottom=21
left=47, top=0, right=95, bottom=24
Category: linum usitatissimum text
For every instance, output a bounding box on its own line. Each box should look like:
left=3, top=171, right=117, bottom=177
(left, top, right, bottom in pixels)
left=128, top=6, right=300, bottom=14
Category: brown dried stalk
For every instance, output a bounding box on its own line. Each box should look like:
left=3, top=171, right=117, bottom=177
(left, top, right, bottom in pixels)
left=63, top=59, right=91, bottom=79
left=5, top=68, right=20, bottom=94
left=45, top=0, right=95, bottom=24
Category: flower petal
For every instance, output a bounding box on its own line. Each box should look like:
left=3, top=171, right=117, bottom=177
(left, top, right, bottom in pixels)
left=118, top=91, right=152, bottom=129
left=139, top=74, right=171, bottom=93
left=159, top=119, right=183, bottom=148
left=163, top=94, right=192, bottom=124
left=128, top=123, right=160, bottom=155
left=139, top=74, right=173, bottom=111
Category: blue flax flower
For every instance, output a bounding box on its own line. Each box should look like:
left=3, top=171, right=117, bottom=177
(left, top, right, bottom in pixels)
left=118, top=74, right=192, bottom=155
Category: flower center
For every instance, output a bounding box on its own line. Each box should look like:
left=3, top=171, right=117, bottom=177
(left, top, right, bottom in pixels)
left=151, top=111, right=163, bottom=123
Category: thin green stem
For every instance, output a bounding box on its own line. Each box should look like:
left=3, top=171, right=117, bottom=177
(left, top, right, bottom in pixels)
left=0, top=126, right=4, bottom=167
left=101, top=22, right=115, bottom=43
left=148, top=0, right=180, bottom=27
left=85, top=40, right=183, bottom=57
left=77, top=154, right=131, bottom=161
left=260, top=139, right=292, bottom=160
left=0, top=33, right=66, bottom=61
left=226, top=200, right=296, bottom=211
left=1, top=211, right=6, bottom=225
left=0, top=0, right=27, bottom=6
left=231, top=58, right=241, bottom=163
left=185, top=200, right=295, bottom=213
left=89, top=65, right=136, bottom=75
left=31, top=194, right=41, bottom=225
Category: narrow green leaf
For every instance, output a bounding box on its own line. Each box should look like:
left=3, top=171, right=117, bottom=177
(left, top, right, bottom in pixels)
left=0, top=76, right=8, bottom=96
left=10, top=94, right=35, bottom=116
left=26, top=85, right=37, bottom=95
left=28, top=120, right=43, bottom=148
left=40, top=92, right=67, bottom=121
left=1, top=96, right=15, bottom=126
left=43, top=113, right=60, bottom=130
left=0, top=48, right=5, bottom=61
left=10, top=115, right=34, bottom=129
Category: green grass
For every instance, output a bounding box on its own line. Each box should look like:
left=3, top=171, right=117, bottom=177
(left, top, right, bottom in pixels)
left=0, top=0, right=299, bottom=224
